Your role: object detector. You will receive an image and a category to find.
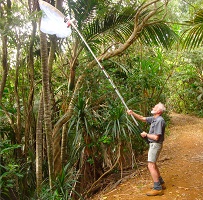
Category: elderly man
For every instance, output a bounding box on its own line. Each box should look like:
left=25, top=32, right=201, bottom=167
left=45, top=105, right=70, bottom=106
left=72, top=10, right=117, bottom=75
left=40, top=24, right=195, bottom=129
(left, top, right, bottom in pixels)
left=127, top=102, right=166, bottom=196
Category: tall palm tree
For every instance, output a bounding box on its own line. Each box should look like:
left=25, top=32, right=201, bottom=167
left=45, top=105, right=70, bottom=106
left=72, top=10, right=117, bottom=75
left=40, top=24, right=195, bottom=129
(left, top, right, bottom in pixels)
left=40, top=30, right=54, bottom=189
left=36, top=92, right=44, bottom=196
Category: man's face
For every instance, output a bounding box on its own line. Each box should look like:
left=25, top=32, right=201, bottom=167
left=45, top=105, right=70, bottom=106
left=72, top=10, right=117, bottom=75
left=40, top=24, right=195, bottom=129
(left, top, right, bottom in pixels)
left=151, top=105, right=161, bottom=115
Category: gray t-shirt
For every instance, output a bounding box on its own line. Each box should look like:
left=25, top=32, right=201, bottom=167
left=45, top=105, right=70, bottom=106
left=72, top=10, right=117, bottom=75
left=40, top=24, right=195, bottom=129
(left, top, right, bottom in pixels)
left=146, top=115, right=166, bottom=143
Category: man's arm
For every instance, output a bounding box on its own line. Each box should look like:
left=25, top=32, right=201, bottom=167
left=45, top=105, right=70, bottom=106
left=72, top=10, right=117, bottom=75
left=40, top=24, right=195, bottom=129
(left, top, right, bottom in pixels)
left=127, top=110, right=146, bottom=122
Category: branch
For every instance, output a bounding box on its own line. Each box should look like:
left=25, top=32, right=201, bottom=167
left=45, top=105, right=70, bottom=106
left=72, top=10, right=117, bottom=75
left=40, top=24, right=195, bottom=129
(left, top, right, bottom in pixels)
left=85, top=143, right=121, bottom=197
left=98, top=0, right=164, bottom=61
left=0, top=102, right=17, bottom=133
left=52, top=74, right=85, bottom=136
left=135, top=0, right=160, bottom=25
left=145, top=1, right=168, bottom=25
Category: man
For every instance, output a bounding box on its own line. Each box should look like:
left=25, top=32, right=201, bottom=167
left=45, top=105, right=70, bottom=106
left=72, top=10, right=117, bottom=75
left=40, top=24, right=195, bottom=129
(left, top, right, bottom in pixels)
left=127, top=102, right=166, bottom=196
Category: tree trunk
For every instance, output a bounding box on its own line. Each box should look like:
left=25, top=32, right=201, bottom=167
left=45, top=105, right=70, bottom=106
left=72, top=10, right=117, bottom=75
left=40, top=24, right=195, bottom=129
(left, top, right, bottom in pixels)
left=61, top=124, right=68, bottom=167
left=36, top=92, right=44, bottom=196
left=0, top=0, right=11, bottom=101
left=68, top=40, right=79, bottom=91
left=40, top=31, right=54, bottom=188
left=22, top=0, right=38, bottom=159
left=53, top=74, right=83, bottom=175
left=14, top=42, right=22, bottom=158
left=0, top=35, right=8, bottom=102
left=47, top=36, right=62, bottom=175
left=50, top=0, right=65, bottom=176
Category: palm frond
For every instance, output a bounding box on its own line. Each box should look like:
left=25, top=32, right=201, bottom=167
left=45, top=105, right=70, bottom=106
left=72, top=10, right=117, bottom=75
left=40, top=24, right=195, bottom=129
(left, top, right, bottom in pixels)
left=68, top=0, right=178, bottom=54
left=181, top=9, right=203, bottom=49
left=83, top=7, right=136, bottom=43
left=139, top=22, right=179, bottom=49
left=67, top=0, right=99, bottom=24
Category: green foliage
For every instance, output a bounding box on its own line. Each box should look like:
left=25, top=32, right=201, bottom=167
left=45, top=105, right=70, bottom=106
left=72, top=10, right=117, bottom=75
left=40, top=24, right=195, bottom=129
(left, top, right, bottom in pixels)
left=101, top=101, right=146, bottom=154
left=98, top=135, right=112, bottom=144
left=0, top=141, right=21, bottom=155
left=37, top=164, right=83, bottom=200
left=167, top=50, right=203, bottom=116
left=125, top=47, right=168, bottom=115
left=0, top=140, right=22, bottom=198
left=2, top=0, right=203, bottom=199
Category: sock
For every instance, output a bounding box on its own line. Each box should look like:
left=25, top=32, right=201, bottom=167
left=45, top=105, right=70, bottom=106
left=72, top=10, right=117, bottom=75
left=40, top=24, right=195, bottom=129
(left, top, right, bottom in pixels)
left=159, top=176, right=165, bottom=184
left=154, top=181, right=162, bottom=190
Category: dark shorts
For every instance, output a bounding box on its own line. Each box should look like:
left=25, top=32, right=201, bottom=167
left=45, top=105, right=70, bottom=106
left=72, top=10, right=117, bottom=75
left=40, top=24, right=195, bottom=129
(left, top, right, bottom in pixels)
left=148, top=143, right=163, bottom=163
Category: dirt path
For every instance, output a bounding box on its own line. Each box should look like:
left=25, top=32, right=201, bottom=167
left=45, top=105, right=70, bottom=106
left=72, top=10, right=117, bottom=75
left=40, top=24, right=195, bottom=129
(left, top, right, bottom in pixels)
left=91, top=113, right=203, bottom=200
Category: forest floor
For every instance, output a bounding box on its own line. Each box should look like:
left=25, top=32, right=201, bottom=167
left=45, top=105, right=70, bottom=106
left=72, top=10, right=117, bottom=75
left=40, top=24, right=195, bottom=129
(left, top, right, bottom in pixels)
left=90, top=113, right=203, bottom=200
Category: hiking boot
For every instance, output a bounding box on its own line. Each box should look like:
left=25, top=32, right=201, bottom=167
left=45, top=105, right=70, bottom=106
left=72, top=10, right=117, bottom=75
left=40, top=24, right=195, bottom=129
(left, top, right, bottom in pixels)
left=150, top=183, right=166, bottom=190
left=146, top=189, right=164, bottom=196
left=161, top=183, right=166, bottom=190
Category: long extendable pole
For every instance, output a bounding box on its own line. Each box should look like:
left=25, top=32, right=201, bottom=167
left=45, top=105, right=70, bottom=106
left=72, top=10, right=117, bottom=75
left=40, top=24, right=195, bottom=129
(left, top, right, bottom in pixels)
left=69, top=20, right=142, bottom=132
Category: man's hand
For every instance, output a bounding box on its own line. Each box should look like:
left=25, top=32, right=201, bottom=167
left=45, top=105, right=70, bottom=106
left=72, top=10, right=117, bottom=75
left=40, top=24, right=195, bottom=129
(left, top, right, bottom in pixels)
left=126, top=110, right=146, bottom=122
left=141, top=131, right=147, bottom=138
left=127, top=110, right=133, bottom=115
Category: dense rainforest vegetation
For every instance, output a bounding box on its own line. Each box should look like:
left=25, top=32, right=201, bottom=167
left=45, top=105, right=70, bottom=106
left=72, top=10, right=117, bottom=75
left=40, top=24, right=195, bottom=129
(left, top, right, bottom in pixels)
left=0, top=0, right=203, bottom=199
